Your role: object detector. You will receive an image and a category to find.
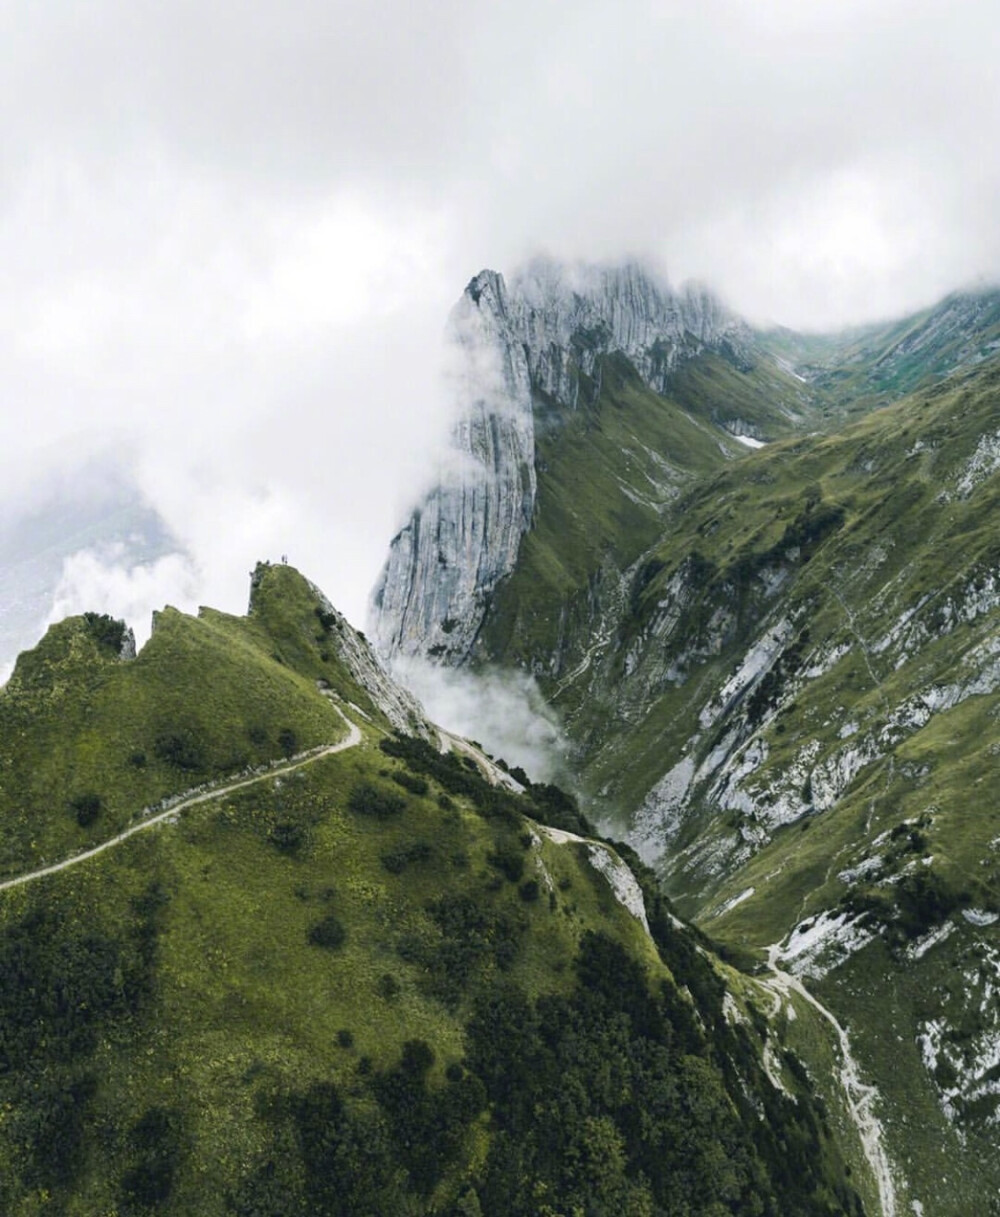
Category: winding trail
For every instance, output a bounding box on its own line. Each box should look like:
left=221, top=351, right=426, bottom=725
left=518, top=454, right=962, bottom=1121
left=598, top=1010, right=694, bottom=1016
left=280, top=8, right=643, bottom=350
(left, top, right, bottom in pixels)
left=764, top=944, right=897, bottom=1217
left=0, top=706, right=362, bottom=895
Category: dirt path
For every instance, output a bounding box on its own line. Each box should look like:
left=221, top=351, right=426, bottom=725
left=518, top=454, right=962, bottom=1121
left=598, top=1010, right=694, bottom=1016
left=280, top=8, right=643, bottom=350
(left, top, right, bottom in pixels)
left=0, top=707, right=362, bottom=895
left=764, top=945, right=897, bottom=1217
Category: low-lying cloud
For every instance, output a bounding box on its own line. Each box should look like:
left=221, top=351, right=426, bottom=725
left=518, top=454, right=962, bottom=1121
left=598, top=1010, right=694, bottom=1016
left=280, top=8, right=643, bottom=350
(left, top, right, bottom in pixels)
left=392, top=657, right=571, bottom=786
left=3, top=0, right=1000, bottom=676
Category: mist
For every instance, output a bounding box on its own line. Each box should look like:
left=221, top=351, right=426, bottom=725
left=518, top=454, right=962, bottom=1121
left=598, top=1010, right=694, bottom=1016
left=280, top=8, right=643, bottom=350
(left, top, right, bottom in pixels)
left=393, top=658, right=571, bottom=786
left=3, top=0, right=1000, bottom=684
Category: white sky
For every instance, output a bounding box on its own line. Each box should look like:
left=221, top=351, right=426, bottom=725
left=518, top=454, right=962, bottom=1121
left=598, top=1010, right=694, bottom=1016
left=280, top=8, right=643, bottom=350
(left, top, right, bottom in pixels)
left=3, top=0, right=1000, bottom=649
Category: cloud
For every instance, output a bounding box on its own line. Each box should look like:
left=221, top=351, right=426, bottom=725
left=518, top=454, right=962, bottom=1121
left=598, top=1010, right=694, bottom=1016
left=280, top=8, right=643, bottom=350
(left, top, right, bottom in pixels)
left=3, top=0, right=1000, bottom=667
left=46, top=547, right=200, bottom=644
left=392, top=658, right=570, bottom=785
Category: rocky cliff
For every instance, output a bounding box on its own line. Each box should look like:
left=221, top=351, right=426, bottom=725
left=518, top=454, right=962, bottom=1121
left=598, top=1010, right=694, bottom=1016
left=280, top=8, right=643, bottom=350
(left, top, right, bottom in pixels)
left=369, top=259, right=753, bottom=663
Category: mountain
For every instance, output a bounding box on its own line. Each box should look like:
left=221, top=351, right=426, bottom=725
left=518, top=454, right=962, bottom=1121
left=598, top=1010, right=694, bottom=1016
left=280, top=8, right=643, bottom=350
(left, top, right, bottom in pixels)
left=759, top=284, right=1000, bottom=411
left=370, top=262, right=1000, bottom=1215
left=371, top=258, right=819, bottom=666
left=0, top=561, right=870, bottom=1215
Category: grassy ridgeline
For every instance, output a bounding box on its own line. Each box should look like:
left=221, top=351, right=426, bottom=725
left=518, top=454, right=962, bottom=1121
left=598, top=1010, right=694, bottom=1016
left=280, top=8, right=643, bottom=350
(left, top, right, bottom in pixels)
left=0, top=566, right=863, bottom=1215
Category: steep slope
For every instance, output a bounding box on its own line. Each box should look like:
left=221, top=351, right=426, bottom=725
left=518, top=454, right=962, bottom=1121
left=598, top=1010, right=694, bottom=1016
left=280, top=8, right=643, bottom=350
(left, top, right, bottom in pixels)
left=759, top=285, right=1000, bottom=413
left=0, top=563, right=867, bottom=1215
left=452, top=355, right=1000, bottom=1212
left=371, top=258, right=818, bottom=667
left=370, top=265, right=1000, bottom=1213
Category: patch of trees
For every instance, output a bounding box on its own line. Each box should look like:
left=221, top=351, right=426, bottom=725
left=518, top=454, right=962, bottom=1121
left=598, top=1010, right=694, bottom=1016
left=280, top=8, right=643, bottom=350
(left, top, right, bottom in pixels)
left=380, top=839, right=433, bottom=875
left=154, top=729, right=206, bottom=772
left=308, top=915, right=347, bottom=950
left=0, top=885, right=168, bottom=1203
left=377, top=733, right=592, bottom=836
left=347, top=781, right=406, bottom=820
left=69, top=791, right=102, bottom=827
left=118, top=1106, right=185, bottom=1214
left=82, top=611, right=128, bottom=655
left=396, top=893, right=523, bottom=1009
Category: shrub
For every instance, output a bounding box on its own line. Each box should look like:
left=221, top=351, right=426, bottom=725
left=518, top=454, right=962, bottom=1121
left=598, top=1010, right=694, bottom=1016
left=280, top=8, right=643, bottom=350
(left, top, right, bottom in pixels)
left=70, top=793, right=101, bottom=828
left=392, top=771, right=429, bottom=796
left=277, top=727, right=298, bottom=758
left=487, top=842, right=524, bottom=883
left=82, top=612, right=128, bottom=655
left=381, top=840, right=432, bottom=875
left=376, top=973, right=401, bottom=1000
left=269, top=823, right=305, bottom=853
left=153, top=731, right=205, bottom=772
left=348, top=781, right=406, bottom=820
left=307, top=916, right=346, bottom=950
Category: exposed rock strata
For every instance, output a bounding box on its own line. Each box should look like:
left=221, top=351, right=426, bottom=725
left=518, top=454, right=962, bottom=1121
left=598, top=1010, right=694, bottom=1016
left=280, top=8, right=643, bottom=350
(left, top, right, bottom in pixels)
left=370, top=260, right=750, bottom=663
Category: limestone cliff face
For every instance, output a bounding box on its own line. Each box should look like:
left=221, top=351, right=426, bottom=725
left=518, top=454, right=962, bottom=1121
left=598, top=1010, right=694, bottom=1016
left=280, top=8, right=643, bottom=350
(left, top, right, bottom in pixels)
left=370, top=259, right=748, bottom=662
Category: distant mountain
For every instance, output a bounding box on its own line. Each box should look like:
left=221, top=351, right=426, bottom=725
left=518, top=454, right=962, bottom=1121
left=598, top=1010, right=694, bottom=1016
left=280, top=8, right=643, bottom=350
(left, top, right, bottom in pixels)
left=371, top=261, right=1000, bottom=1213
left=371, top=258, right=818, bottom=666
left=0, top=478, right=176, bottom=676
left=759, top=284, right=1000, bottom=409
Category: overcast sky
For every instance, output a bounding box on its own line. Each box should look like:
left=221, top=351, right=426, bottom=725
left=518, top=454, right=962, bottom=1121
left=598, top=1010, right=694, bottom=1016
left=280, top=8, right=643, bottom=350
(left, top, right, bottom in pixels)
left=2, top=0, right=1000, bottom=656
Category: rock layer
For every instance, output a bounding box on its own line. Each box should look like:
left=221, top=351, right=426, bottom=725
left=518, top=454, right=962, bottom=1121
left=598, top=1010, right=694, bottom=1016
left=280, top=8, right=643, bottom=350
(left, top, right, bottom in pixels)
left=370, top=259, right=749, bottom=662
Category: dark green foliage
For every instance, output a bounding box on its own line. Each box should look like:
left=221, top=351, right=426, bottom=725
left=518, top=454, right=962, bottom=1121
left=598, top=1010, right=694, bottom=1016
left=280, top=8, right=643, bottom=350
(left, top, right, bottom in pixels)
left=464, top=931, right=862, bottom=1217
left=119, top=1106, right=185, bottom=1213
left=269, top=822, right=305, bottom=853
left=290, top=1081, right=407, bottom=1216
left=83, top=611, right=128, bottom=655
left=17, top=1073, right=98, bottom=1192
left=337, top=1029, right=354, bottom=1049
left=894, top=869, right=969, bottom=940
left=391, top=770, right=429, bottom=796
left=70, top=790, right=102, bottom=827
left=278, top=727, right=298, bottom=757
left=371, top=1041, right=486, bottom=1195
left=518, top=879, right=540, bottom=902
left=380, top=839, right=432, bottom=875
left=486, top=839, right=525, bottom=883
left=0, top=896, right=166, bottom=1201
left=377, top=735, right=525, bottom=828
left=314, top=606, right=338, bottom=634
left=308, top=915, right=347, bottom=950
left=0, top=912, right=129, bottom=1071
left=128, top=750, right=147, bottom=768
left=414, top=894, right=523, bottom=1008
left=347, top=780, right=406, bottom=820
left=523, top=781, right=591, bottom=835
left=154, top=729, right=206, bottom=772
left=375, top=973, right=401, bottom=1000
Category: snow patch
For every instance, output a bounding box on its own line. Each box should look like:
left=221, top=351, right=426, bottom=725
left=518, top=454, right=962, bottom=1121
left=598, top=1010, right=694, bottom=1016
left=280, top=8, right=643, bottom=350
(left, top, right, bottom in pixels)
left=734, top=433, right=767, bottom=449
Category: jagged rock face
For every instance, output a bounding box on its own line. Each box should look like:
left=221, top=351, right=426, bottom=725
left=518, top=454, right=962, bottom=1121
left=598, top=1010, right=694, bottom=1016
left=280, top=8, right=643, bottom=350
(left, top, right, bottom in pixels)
left=370, top=259, right=749, bottom=662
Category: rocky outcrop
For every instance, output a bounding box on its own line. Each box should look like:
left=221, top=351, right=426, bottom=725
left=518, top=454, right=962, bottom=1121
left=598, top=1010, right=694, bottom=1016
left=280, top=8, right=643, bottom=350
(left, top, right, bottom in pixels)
left=370, top=259, right=750, bottom=663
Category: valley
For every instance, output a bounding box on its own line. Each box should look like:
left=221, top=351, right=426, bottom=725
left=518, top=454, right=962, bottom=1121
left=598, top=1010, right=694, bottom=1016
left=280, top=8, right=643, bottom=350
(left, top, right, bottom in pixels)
left=372, top=261, right=1000, bottom=1214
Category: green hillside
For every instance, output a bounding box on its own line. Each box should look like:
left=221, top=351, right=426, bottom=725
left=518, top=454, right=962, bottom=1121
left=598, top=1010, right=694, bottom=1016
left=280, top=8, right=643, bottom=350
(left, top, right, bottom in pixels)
left=0, top=564, right=866, bottom=1215
left=462, top=333, right=1000, bottom=1213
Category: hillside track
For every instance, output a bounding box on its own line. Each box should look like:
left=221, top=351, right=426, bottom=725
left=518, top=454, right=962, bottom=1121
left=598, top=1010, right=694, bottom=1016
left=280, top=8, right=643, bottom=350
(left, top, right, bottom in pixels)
left=0, top=706, right=362, bottom=894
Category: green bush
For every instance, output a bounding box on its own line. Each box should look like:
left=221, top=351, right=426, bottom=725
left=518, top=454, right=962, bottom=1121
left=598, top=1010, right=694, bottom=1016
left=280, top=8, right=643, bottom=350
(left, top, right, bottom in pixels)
left=69, top=792, right=101, bottom=828
left=307, top=915, right=346, bottom=950
left=348, top=781, right=406, bottom=820
left=153, top=731, right=206, bottom=772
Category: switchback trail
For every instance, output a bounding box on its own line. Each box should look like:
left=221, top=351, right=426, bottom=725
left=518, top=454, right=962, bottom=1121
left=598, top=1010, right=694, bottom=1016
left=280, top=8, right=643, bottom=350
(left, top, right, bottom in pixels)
left=764, top=944, right=897, bottom=1217
left=0, top=706, right=362, bottom=895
